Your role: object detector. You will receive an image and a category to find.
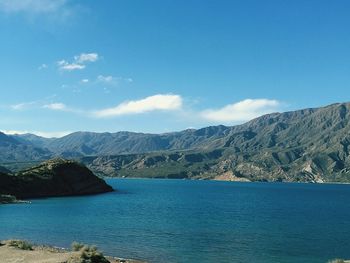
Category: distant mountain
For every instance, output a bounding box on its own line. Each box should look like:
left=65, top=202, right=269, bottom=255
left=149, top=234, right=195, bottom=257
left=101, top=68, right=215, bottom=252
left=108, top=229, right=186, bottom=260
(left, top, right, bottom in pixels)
left=11, top=133, right=55, bottom=148
left=80, top=102, right=350, bottom=183
left=0, top=132, right=51, bottom=163
left=16, top=126, right=230, bottom=157
left=3, top=102, right=350, bottom=183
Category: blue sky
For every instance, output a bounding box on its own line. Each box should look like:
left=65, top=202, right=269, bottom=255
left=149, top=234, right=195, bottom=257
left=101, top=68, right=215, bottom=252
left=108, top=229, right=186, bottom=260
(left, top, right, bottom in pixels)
left=1, top=0, right=350, bottom=137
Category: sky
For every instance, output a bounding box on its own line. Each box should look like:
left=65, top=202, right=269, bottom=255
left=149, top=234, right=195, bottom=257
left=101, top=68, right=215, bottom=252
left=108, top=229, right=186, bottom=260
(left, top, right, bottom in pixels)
left=1, top=0, right=350, bottom=137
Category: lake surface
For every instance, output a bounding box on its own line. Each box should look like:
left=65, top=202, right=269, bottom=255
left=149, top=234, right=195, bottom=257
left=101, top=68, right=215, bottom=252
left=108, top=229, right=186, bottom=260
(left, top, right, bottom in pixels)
left=1, top=179, right=350, bottom=262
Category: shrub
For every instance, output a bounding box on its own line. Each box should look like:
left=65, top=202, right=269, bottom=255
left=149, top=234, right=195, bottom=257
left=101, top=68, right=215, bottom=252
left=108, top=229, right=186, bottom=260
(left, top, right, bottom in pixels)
left=71, top=242, right=85, bottom=251
left=7, top=240, right=33, bottom=250
left=69, top=242, right=109, bottom=263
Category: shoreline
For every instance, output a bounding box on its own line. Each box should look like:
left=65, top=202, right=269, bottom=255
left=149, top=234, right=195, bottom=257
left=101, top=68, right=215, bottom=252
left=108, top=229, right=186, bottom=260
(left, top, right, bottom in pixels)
left=106, top=176, right=350, bottom=185
left=0, top=240, right=145, bottom=263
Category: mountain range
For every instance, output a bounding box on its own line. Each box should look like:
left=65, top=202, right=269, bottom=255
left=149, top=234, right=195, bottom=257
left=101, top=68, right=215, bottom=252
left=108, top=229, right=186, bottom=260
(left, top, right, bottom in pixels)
left=1, top=102, right=350, bottom=183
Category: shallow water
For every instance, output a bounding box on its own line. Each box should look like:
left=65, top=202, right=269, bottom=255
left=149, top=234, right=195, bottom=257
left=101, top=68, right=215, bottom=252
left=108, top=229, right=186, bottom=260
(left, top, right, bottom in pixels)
left=1, top=179, right=350, bottom=262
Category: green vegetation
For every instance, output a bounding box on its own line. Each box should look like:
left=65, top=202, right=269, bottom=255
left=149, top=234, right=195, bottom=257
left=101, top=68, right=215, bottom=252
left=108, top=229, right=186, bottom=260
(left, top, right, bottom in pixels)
left=7, top=240, right=33, bottom=250
left=82, top=149, right=224, bottom=180
left=69, top=242, right=109, bottom=263
left=72, top=242, right=85, bottom=251
left=0, top=159, right=113, bottom=202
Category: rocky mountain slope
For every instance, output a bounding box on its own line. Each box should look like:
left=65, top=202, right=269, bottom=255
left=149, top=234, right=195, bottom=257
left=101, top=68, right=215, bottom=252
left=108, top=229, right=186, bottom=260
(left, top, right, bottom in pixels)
left=13, top=126, right=230, bottom=157
left=0, top=132, right=51, bottom=162
left=0, top=159, right=113, bottom=200
left=2, top=102, right=350, bottom=183
left=80, top=102, right=350, bottom=183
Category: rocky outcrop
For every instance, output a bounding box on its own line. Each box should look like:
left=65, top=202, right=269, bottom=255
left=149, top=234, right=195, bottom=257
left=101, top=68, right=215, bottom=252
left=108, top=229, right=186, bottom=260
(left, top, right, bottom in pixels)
left=0, top=159, right=113, bottom=199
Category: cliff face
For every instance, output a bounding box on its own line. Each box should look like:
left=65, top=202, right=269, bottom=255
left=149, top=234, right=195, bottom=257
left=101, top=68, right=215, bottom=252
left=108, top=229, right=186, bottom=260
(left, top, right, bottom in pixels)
left=0, top=159, right=113, bottom=199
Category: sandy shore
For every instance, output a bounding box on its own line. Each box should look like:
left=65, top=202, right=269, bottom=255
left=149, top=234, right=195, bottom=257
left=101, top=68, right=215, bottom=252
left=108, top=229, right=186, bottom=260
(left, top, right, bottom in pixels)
left=0, top=240, right=145, bottom=263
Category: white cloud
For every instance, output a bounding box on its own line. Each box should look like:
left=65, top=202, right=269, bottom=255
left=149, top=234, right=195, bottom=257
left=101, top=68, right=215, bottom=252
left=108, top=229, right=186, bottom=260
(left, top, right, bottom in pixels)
left=75, top=53, right=99, bottom=63
left=34, top=130, right=71, bottom=138
left=43, top=102, right=83, bottom=114
left=93, top=94, right=183, bottom=118
left=10, top=95, right=57, bottom=111
left=0, top=0, right=67, bottom=14
left=43, top=102, right=67, bottom=111
left=57, top=53, right=99, bottom=71
left=57, top=60, right=85, bottom=71
left=201, top=99, right=281, bottom=123
left=80, top=79, right=89, bottom=83
left=10, top=99, right=75, bottom=113
left=1, top=129, right=71, bottom=138
left=8, top=95, right=281, bottom=128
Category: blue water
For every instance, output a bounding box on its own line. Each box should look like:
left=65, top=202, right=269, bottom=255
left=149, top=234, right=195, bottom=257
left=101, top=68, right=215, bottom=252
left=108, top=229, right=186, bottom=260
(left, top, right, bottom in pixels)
left=1, top=179, right=350, bottom=262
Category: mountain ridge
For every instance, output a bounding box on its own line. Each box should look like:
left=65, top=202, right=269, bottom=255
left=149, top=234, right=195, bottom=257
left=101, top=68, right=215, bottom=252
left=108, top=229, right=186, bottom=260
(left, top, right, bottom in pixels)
left=8, top=103, right=343, bottom=157
left=2, top=101, right=350, bottom=183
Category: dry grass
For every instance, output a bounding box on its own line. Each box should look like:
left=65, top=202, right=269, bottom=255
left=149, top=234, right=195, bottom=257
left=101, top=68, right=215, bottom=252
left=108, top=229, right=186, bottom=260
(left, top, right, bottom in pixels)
left=6, top=240, right=33, bottom=250
left=68, top=242, right=109, bottom=263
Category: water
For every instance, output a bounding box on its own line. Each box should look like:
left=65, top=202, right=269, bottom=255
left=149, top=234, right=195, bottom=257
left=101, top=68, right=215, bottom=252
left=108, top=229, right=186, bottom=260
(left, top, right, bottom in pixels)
left=1, top=179, right=350, bottom=262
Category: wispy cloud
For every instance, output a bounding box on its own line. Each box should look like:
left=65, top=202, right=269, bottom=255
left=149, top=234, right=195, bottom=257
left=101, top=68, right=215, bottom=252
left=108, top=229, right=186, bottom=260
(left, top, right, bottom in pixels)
left=96, top=75, right=132, bottom=85
left=200, top=99, right=281, bottom=123
left=97, top=75, right=114, bottom=84
left=79, top=75, right=133, bottom=86
left=8, top=95, right=282, bottom=128
left=37, top=95, right=182, bottom=118
left=65, top=64, right=85, bottom=70
left=78, top=75, right=133, bottom=93
left=1, top=129, right=71, bottom=138
left=10, top=95, right=57, bottom=111
left=11, top=101, right=37, bottom=110
left=38, top=63, right=48, bottom=70
left=57, top=60, right=85, bottom=71
left=42, top=102, right=84, bottom=115
left=75, top=53, right=99, bottom=63
left=93, top=94, right=183, bottom=118
left=57, top=53, right=99, bottom=71
left=43, top=102, right=67, bottom=111
left=96, top=75, right=118, bottom=92
left=0, top=0, right=68, bottom=14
